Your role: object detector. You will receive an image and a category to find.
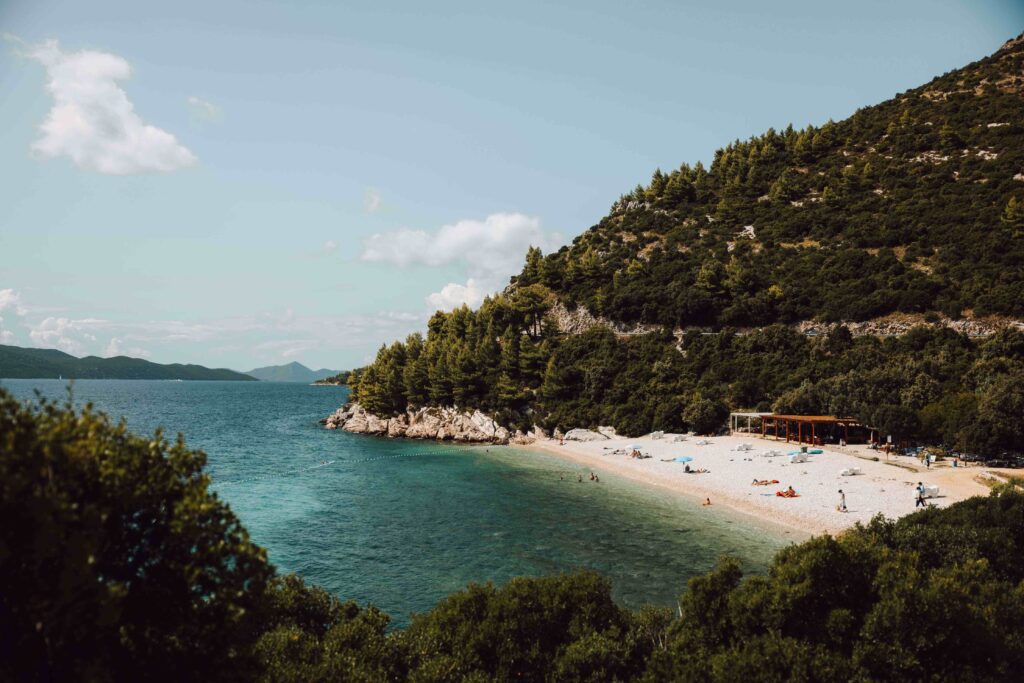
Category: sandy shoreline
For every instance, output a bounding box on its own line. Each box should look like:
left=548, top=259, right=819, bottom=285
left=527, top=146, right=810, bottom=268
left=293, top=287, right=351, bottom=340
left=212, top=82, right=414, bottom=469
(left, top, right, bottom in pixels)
left=513, top=433, right=993, bottom=537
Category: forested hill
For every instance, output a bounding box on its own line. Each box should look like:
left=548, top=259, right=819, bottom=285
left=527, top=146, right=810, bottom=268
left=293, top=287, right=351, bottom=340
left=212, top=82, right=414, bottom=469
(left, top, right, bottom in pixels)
left=246, top=362, right=341, bottom=383
left=511, top=32, right=1024, bottom=327
left=346, top=34, right=1024, bottom=453
left=0, top=344, right=256, bottom=381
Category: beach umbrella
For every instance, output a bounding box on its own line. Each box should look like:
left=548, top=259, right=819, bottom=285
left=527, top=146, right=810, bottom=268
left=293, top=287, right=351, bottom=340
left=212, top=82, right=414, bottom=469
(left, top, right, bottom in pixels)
left=629, top=444, right=643, bottom=450
left=674, top=456, right=693, bottom=463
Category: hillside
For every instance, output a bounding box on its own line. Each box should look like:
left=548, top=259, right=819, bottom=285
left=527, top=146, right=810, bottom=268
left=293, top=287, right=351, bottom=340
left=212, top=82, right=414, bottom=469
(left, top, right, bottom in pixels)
left=245, top=361, right=340, bottom=383
left=344, top=34, right=1024, bottom=456
left=0, top=344, right=256, bottom=381
left=511, top=33, right=1024, bottom=328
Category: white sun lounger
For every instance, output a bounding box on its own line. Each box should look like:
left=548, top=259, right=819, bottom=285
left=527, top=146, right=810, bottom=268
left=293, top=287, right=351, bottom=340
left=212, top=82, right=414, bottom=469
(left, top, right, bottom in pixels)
left=838, top=466, right=863, bottom=476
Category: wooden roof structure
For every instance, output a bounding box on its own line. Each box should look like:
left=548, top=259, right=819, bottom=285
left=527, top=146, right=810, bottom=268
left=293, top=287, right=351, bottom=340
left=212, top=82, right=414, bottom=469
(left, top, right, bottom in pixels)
left=761, top=414, right=861, bottom=445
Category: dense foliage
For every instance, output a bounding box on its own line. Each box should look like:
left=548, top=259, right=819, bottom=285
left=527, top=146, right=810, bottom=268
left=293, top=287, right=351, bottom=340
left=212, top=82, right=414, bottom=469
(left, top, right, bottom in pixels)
left=0, top=343, right=256, bottom=381
left=351, top=295, right=1024, bottom=454
left=0, top=390, right=272, bottom=680
left=513, top=34, right=1024, bottom=326
left=4, top=389, right=1024, bottom=680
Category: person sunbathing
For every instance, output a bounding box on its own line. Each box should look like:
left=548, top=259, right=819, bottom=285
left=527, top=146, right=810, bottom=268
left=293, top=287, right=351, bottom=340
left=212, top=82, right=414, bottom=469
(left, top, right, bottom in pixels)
left=776, top=486, right=800, bottom=498
left=751, top=478, right=779, bottom=486
left=688, top=467, right=709, bottom=474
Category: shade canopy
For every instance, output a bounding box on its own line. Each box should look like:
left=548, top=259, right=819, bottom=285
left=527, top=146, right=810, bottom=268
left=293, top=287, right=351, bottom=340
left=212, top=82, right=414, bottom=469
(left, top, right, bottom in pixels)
left=675, top=456, right=693, bottom=463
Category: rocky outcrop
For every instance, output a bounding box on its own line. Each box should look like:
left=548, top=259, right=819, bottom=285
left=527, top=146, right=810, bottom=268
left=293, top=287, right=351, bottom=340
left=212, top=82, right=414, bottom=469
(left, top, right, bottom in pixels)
left=548, top=301, right=661, bottom=337
left=795, top=314, right=1024, bottom=338
left=547, top=300, right=1023, bottom=342
left=563, top=428, right=609, bottom=442
left=322, top=402, right=511, bottom=444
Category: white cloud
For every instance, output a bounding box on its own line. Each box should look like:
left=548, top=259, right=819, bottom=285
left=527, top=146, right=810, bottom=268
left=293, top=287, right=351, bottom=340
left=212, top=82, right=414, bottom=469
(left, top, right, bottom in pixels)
left=323, top=239, right=339, bottom=253
left=0, top=315, right=13, bottom=344
left=364, top=188, right=382, bottom=213
left=0, top=288, right=28, bottom=316
left=10, top=288, right=428, bottom=367
left=186, top=95, right=223, bottom=123
left=104, top=337, right=151, bottom=358
left=29, top=316, right=104, bottom=355
left=425, top=279, right=486, bottom=310
left=361, top=212, right=563, bottom=310
left=16, top=37, right=196, bottom=174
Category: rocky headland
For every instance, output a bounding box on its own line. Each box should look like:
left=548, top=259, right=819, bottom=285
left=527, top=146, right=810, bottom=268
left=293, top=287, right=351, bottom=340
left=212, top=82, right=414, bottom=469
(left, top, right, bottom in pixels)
left=323, top=402, right=518, bottom=444
left=322, top=402, right=630, bottom=446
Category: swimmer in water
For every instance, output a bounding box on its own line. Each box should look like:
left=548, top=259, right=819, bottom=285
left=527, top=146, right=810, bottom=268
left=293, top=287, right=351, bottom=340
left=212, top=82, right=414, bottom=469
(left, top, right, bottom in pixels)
left=702, top=497, right=712, bottom=506
left=578, top=474, right=583, bottom=483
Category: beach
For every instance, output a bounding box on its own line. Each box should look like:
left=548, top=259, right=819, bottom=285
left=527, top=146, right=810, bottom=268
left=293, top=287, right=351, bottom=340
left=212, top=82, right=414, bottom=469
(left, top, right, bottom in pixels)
left=518, top=433, right=994, bottom=536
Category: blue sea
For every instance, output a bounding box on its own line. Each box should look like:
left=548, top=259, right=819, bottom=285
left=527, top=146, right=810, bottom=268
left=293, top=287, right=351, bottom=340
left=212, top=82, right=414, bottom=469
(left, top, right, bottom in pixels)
left=1, top=379, right=790, bottom=627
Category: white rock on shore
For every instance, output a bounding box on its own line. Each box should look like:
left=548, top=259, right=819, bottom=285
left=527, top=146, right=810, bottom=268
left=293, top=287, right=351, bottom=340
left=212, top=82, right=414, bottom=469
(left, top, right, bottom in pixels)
left=563, top=428, right=609, bottom=442
left=322, top=402, right=511, bottom=444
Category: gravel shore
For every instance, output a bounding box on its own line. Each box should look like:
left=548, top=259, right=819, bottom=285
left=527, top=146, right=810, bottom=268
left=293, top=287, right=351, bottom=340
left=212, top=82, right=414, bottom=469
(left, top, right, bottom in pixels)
left=516, top=433, right=992, bottom=536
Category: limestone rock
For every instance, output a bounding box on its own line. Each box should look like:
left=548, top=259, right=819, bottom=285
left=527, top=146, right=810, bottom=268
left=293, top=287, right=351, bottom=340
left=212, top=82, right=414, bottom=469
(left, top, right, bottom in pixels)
left=564, top=428, right=609, bottom=442
left=326, top=402, right=509, bottom=444
left=511, top=429, right=536, bottom=445
left=596, top=425, right=617, bottom=438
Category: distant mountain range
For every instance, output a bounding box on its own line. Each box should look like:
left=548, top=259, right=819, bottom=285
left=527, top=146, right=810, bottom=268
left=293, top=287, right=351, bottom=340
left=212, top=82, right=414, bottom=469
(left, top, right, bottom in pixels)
left=245, top=361, right=341, bottom=383
left=0, top=344, right=256, bottom=381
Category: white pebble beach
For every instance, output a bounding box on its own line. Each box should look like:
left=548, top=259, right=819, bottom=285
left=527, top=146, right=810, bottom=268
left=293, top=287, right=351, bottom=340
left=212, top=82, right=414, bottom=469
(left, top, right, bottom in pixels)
left=516, top=433, right=994, bottom=537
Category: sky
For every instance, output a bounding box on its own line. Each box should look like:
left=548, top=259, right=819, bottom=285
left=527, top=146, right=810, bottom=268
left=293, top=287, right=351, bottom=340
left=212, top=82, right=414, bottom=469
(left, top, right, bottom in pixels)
left=1, top=1, right=1022, bottom=371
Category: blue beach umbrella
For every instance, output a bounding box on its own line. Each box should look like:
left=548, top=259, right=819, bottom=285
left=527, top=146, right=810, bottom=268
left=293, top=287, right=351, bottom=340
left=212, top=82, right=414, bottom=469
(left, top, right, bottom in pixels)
left=674, top=456, right=693, bottom=463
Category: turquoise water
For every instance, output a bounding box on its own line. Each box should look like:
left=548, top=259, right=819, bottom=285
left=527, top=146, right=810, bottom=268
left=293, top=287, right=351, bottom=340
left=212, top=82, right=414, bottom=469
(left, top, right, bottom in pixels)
left=1, top=379, right=789, bottom=626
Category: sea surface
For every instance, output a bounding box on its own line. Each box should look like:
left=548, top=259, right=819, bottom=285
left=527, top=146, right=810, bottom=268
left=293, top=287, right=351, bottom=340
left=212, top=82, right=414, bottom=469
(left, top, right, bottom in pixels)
left=1, top=379, right=790, bottom=627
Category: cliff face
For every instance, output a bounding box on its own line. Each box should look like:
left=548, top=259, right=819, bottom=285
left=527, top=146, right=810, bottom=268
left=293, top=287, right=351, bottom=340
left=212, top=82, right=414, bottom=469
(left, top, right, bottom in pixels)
left=547, top=301, right=1024, bottom=339
left=322, top=402, right=513, bottom=444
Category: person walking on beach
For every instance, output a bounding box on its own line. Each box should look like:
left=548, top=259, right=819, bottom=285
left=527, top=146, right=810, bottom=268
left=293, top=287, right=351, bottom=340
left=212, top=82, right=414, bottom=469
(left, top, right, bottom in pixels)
left=915, top=482, right=927, bottom=507
left=837, top=489, right=847, bottom=512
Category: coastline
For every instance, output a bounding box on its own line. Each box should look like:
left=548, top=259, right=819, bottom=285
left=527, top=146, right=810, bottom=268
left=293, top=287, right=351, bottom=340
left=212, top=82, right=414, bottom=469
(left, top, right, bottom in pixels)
left=511, top=433, right=993, bottom=537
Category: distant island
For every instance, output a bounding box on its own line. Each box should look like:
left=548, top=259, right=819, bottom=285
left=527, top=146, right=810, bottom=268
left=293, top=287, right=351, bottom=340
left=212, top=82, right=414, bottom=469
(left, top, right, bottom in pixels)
left=246, top=361, right=341, bottom=383
left=0, top=344, right=256, bottom=381
left=312, top=370, right=352, bottom=386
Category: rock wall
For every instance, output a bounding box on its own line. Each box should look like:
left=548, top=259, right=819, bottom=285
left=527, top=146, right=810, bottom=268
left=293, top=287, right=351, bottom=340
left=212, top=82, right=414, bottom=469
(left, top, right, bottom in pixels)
left=548, top=301, right=1023, bottom=341
left=322, top=402, right=511, bottom=444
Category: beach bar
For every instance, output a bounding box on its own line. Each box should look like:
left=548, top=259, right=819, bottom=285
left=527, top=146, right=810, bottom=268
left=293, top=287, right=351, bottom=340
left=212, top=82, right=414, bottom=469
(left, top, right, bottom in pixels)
left=760, top=414, right=861, bottom=445
left=729, top=411, right=773, bottom=434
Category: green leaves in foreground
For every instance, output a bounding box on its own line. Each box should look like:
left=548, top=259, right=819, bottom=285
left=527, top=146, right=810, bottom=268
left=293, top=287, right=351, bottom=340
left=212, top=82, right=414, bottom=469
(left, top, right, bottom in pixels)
left=0, top=390, right=272, bottom=681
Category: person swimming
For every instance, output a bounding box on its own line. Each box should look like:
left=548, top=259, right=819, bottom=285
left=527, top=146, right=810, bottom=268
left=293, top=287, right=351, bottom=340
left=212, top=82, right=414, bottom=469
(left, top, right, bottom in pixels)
left=702, top=497, right=712, bottom=506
